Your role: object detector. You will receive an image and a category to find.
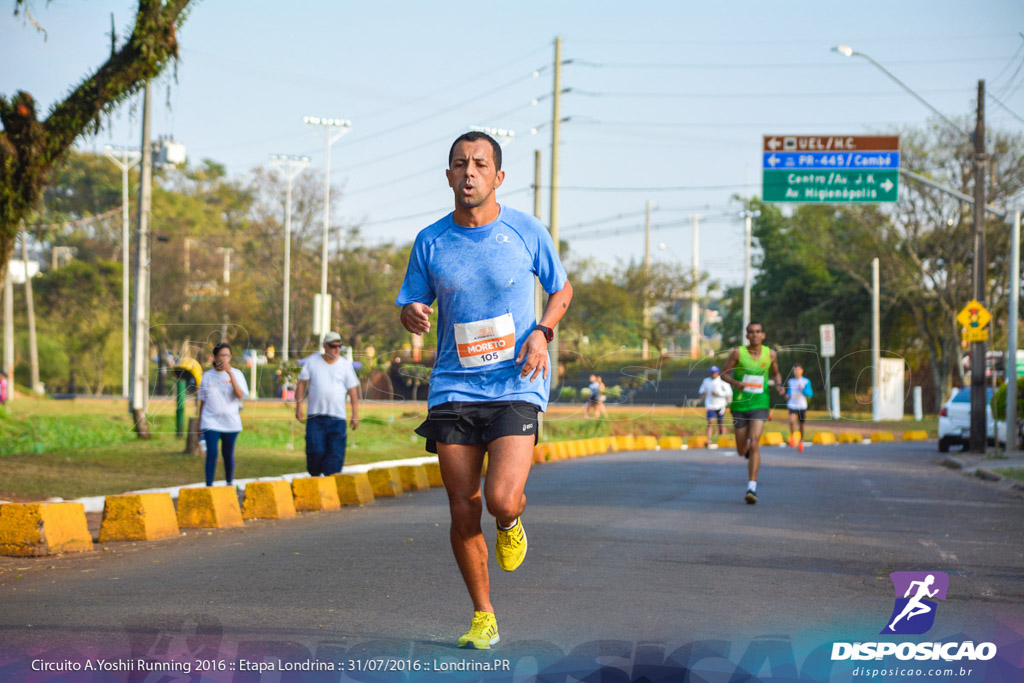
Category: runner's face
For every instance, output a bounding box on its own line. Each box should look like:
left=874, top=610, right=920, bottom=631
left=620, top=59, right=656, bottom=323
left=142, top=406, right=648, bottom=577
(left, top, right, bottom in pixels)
left=794, top=366, right=803, bottom=378
left=446, top=140, right=505, bottom=209
left=324, top=342, right=342, bottom=359
left=746, top=325, right=765, bottom=345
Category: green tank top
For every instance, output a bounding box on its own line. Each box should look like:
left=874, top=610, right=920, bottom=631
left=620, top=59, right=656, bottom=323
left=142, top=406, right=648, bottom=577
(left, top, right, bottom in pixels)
left=731, top=345, right=771, bottom=412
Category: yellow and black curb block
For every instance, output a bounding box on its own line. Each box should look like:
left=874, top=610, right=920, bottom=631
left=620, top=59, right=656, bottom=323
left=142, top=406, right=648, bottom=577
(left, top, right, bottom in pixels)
left=333, top=473, right=376, bottom=506
left=422, top=463, right=445, bottom=489
left=292, top=477, right=342, bottom=512
left=99, top=493, right=180, bottom=542
left=0, top=502, right=93, bottom=556
left=838, top=432, right=863, bottom=443
left=903, top=430, right=928, bottom=441
left=398, top=465, right=431, bottom=492
left=812, top=432, right=837, bottom=445
left=176, top=487, right=244, bottom=529
left=241, top=481, right=297, bottom=520
left=871, top=431, right=896, bottom=442
left=367, top=467, right=404, bottom=498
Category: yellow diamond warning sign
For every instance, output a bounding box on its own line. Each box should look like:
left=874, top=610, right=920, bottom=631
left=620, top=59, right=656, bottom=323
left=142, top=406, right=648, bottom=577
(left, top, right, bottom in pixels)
left=957, top=300, right=991, bottom=331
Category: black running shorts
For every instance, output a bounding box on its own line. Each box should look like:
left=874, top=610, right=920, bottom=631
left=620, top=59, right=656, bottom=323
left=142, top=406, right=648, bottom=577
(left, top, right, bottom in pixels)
left=731, top=409, right=771, bottom=430
left=415, top=401, right=540, bottom=454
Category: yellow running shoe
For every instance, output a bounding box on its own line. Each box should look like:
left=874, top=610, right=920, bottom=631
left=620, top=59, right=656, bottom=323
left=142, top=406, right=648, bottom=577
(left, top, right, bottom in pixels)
left=457, top=610, right=500, bottom=649
left=495, top=517, right=528, bottom=572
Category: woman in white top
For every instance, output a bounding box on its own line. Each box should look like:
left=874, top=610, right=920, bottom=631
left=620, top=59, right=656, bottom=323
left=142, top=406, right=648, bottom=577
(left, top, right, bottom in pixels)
left=197, top=343, right=249, bottom=486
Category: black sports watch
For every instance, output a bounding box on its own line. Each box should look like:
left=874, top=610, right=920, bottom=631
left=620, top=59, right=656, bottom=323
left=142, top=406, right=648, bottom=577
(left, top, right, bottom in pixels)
left=533, top=324, right=554, bottom=343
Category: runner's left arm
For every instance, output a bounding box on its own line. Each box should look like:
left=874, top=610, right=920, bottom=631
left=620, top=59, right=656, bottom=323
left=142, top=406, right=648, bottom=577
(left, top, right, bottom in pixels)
left=770, top=350, right=786, bottom=396
left=517, top=278, right=574, bottom=381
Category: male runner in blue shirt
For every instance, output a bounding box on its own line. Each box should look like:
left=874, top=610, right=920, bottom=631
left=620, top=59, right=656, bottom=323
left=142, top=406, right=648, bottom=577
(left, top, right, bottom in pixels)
left=397, top=131, right=572, bottom=649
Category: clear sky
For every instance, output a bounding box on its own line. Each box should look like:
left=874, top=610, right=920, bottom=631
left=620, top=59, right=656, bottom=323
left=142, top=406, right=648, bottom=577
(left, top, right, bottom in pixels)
left=3, top=1, right=1023, bottom=288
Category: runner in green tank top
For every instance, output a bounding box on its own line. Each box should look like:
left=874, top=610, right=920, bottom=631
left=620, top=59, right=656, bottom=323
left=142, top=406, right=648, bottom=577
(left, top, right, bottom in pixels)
left=721, top=321, right=784, bottom=505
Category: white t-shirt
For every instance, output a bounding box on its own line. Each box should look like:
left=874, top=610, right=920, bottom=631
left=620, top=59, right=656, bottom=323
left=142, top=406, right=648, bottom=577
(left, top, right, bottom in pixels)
left=698, top=376, right=732, bottom=411
left=787, top=377, right=810, bottom=410
left=298, top=353, right=360, bottom=419
left=198, top=367, right=249, bottom=432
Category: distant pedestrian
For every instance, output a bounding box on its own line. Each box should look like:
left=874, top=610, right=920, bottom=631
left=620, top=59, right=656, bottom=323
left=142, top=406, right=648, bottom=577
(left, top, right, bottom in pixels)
left=295, top=331, right=360, bottom=476
left=786, top=364, right=813, bottom=451
left=585, top=374, right=600, bottom=417
left=197, top=343, right=249, bottom=487
left=595, top=376, right=609, bottom=418
left=0, top=370, right=8, bottom=406
left=697, top=366, right=732, bottom=446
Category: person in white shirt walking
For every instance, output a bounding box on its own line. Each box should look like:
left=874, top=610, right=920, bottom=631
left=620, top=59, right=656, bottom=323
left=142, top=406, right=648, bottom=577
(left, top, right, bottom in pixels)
left=197, top=343, right=249, bottom=487
left=697, top=366, right=732, bottom=446
left=295, top=331, right=360, bottom=476
left=786, top=364, right=812, bottom=451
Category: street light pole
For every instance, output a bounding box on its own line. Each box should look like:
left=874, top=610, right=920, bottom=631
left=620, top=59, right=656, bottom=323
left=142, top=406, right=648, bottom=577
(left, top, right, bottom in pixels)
left=738, top=209, right=760, bottom=336
left=833, top=45, right=988, bottom=449
left=303, top=116, right=351, bottom=344
left=104, top=145, right=141, bottom=399
left=269, top=154, right=310, bottom=363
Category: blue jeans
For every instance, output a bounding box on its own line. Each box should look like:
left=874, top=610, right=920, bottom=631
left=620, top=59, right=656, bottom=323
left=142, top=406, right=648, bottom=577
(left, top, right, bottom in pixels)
left=203, top=430, right=239, bottom=486
left=305, top=415, right=347, bottom=476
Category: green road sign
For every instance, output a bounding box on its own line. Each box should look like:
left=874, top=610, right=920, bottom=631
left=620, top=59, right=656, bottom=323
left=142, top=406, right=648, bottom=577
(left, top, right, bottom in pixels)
left=762, top=169, right=899, bottom=203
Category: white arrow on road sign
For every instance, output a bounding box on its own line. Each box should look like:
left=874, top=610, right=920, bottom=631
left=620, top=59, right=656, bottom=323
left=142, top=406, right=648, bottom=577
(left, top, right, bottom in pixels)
left=767, top=154, right=780, bottom=167
left=767, top=137, right=781, bottom=150
left=880, top=178, right=894, bottom=192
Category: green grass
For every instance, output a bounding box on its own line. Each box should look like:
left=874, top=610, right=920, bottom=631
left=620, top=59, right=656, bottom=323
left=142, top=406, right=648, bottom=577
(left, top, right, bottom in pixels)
left=0, top=398, right=938, bottom=500
left=992, top=467, right=1024, bottom=483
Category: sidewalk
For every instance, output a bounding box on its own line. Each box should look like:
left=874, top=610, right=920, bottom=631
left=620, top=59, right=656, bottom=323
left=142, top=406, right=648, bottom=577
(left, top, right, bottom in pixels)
left=940, top=448, right=1024, bottom=496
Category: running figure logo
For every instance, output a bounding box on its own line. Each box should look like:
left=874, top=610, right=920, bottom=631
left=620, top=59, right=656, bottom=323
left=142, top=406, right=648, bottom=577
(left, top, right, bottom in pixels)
left=881, top=571, right=949, bottom=635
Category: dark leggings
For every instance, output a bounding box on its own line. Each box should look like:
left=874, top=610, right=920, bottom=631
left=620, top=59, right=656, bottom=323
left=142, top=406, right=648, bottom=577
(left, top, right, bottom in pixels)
left=203, top=430, right=239, bottom=486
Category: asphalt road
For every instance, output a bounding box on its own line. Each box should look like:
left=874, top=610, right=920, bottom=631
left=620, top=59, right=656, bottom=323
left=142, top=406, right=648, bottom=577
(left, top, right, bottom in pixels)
left=1, top=442, right=1022, bottom=681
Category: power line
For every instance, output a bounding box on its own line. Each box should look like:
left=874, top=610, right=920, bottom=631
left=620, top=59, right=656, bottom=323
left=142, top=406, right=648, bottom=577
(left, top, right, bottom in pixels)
left=568, top=88, right=972, bottom=100
left=571, top=56, right=1016, bottom=70
left=550, top=183, right=760, bottom=193
left=987, top=91, right=1024, bottom=127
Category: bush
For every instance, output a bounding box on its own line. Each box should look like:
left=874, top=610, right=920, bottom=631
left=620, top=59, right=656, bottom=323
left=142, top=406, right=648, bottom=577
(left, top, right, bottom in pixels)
left=992, top=375, right=1024, bottom=420
left=559, top=385, right=578, bottom=402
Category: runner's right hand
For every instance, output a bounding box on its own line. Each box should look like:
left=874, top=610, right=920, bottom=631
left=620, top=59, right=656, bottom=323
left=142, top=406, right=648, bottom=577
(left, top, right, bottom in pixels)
left=401, top=302, right=433, bottom=334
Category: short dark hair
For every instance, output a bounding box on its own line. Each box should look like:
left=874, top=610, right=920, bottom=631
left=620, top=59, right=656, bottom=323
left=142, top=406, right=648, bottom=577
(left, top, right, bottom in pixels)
left=746, top=321, right=764, bottom=333
left=212, top=342, right=231, bottom=357
left=448, top=131, right=502, bottom=170
left=792, top=363, right=803, bottom=369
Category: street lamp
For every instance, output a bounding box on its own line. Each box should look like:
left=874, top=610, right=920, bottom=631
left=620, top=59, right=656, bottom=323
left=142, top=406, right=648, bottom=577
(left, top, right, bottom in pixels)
left=303, top=116, right=352, bottom=343
left=269, top=154, right=310, bottom=363
left=104, top=144, right=141, bottom=399
left=469, top=125, right=516, bottom=148
left=737, top=209, right=760, bottom=336
left=832, top=45, right=988, bottom=451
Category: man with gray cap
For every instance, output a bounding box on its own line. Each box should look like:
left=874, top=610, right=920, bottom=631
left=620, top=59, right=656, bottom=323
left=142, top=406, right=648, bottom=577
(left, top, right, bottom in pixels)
left=295, top=331, right=360, bottom=476
left=697, top=365, right=732, bottom=446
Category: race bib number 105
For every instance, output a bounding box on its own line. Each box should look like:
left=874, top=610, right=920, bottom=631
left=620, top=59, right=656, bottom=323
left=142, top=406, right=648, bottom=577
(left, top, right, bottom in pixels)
left=454, top=313, right=516, bottom=368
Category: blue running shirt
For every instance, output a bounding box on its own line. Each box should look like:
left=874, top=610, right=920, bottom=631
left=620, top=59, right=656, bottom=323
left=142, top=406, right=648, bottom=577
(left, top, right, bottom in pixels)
left=396, top=205, right=567, bottom=409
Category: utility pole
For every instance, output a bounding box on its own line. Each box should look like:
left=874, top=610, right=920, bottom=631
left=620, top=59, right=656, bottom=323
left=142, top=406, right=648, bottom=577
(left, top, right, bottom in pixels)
left=21, top=233, right=40, bottom=393
left=104, top=145, right=141, bottom=399
left=270, top=154, right=309, bottom=363
left=216, top=246, right=232, bottom=341
left=533, top=148, right=544, bottom=439
left=690, top=214, right=701, bottom=359
left=129, top=81, right=153, bottom=436
left=642, top=200, right=652, bottom=360
left=549, top=36, right=562, bottom=390
left=1007, top=209, right=1021, bottom=452
left=3, top=264, right=12, bottom=398
left=303, top=116, right=352, bottom=344
left=871, top=257, right=880, bottom=422
left=533, top=150, right=543, bottom=323
left=969, top=80, right=988, bottom=453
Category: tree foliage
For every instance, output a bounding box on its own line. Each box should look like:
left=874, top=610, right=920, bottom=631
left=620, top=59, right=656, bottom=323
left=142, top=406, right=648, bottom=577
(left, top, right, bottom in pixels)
left=1, top=0, right=193, bottom=287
